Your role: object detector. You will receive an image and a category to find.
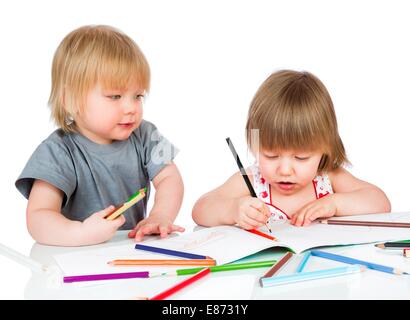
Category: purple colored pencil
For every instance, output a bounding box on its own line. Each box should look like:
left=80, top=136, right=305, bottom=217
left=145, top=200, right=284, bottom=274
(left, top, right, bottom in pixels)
left=64, top=271, right=156, bottom=283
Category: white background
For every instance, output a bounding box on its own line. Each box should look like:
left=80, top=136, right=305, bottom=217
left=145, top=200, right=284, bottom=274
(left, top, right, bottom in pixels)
left=1, top=0, right=409, bottom=299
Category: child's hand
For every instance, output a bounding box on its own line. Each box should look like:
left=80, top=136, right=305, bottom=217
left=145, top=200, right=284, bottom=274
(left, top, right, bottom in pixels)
left=81, top=205, right=126, bottom=244
left=128, top=215, right=185, bottom=242
left=234, top=196, right=271, bottom=230
left=291, top=196, right=337, bottom=227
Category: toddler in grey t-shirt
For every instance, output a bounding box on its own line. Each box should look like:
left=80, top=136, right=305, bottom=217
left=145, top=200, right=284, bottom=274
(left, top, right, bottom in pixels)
left=15, top=25, right=185, bottom=246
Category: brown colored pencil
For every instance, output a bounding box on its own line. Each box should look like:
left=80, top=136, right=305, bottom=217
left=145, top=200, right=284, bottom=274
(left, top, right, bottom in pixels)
left=320, top=219, right=410, bottom=228
left=259, top=252, right=293, bottom=284
left=108, top=259, right=216, bottom=266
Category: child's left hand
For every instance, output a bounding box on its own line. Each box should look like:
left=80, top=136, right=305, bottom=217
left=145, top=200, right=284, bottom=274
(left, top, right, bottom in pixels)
left=290, top=195, right=337, bottom=227
left=128, top=215, right=185, bottom=241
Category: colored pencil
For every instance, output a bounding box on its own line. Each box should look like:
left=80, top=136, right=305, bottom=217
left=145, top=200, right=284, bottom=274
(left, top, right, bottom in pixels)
left=246, top=228, right=276, bottom=241
left=310, top=250, right=407, bottom=275
left=108, top=259, right=216, bottom=266
left=134, top=244, right=210, bottom=260
left=63, top=271, right=160, bottom=283
left=260, top=252, right=293, bottom=283
left=0, top=243, right=48, bottom=274
left=106, top=187, right=147, bottom=220
left=320, top=219, right=410, bottom=228
left=150, top=268, right=211, bottom=300
left=260, top=265, right=364, bottom=287
left=375, top=242, right=410, bottom=249
left=165, top=259, right=277, bottom=276
left=404, top=249, right=410, bottom=258
left=226, top=137, right=272, bottom=233
left=296, top=251, right=311, bottom=273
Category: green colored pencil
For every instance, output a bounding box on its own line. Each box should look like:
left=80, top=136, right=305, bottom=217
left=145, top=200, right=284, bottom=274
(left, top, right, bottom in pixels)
left=106, top=187, right=147, bottom=221
left=164, top=259, right=277, bottom=276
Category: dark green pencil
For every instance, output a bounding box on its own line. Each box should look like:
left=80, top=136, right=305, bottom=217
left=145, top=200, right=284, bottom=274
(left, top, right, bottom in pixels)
left=375, top=241, right=410, bottom=249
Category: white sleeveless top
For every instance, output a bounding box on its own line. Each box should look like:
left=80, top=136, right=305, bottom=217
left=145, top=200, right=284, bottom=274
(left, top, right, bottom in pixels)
left=250, top=164, right=333, bottom=222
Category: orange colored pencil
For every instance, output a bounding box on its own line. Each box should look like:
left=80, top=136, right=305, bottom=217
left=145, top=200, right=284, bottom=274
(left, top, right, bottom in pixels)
left=108, top=259, right=216, bottom=266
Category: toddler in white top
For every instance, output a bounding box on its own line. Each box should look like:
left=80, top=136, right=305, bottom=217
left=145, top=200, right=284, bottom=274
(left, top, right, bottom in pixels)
left=193, top=70, right=391, bottom=229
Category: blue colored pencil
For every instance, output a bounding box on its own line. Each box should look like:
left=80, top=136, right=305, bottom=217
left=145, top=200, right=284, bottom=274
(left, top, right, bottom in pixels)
left=310, top=250, right=407, bottom=275
left=296, top=252, right=311, bottom=273
left=260, top=265, right=364, bottom=287
left=135, top=244, right=209, bottom=260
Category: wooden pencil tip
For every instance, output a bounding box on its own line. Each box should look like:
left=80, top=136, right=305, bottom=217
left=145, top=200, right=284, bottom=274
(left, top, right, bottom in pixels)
left=359, top=266, right=367, bottom=272
left=394, top=269, right=406, bottom=275
left=319, top=219, right=328, bottom=224
left=149, top=272, right=163, bottom=278
left=375, top=244, right=385, bottom=249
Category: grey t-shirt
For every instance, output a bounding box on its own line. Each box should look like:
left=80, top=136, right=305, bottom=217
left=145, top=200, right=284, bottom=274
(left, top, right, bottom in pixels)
left=15, top=120, right=178, bottom=230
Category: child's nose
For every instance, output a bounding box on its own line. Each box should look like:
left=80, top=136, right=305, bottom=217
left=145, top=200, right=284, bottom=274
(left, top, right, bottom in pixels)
left=277, top=161, right=293, bottom=176
left=123, top=99, right=139, bottom=114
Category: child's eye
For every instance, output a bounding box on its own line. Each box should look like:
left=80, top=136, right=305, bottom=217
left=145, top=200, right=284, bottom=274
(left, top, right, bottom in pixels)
left=134, top=94, right=145, bottom=101
left=264, top=154, right=278, bottom=159
left=295, top=156, right=310, bottom=160
left=108, top=95, right=121, bottom=100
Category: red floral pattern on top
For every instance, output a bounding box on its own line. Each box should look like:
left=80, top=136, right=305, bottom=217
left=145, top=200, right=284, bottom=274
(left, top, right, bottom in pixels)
left=250, top=164, right=333, bottom=225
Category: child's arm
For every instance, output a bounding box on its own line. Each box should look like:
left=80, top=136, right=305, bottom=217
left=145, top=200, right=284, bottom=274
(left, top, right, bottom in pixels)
left=128, top=162, right=185, bottom=241
left=291, top=167, right=391, bottom=226
left=192, top=171, right=270, bottom=229
left=330, top=167, right=391, bottom=214
left=26, top=180, right=125, bottom=246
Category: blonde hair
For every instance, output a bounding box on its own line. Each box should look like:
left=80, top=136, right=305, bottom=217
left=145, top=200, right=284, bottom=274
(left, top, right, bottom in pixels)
left=246, top=70, right=348, bottom=172
left=49, top=25, right=150, bottom=132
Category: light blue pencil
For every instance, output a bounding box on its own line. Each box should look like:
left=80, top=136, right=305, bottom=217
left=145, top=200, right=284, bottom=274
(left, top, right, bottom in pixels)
left=310, top=250, right=407, bottom=275
left=296, top=252, right=311, bottom=273
left=260, top=265, right=364, bottom=287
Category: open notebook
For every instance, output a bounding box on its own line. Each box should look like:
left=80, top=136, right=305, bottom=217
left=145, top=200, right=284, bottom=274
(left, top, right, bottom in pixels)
left=54, top=212, right=410, bottom=277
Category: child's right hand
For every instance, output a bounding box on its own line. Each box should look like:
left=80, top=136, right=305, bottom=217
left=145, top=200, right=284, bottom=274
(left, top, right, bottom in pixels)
left=234, top=196, right=271, bottom=230
left=81, top=205, right=126, bottom=244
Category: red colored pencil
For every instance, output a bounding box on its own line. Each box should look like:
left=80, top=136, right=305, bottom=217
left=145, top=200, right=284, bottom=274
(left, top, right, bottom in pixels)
left=150, top=268, right=211, bottom=300
left=246, top=228, right=276, bottom=241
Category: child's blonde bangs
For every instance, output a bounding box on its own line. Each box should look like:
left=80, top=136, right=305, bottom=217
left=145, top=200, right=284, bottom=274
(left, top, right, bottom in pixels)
left=97, top=46, right=150, bottom=92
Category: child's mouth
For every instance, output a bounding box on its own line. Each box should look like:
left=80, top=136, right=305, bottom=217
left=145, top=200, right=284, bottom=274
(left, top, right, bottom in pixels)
left=118, top=122, right=135, bottom=129
left=277, top=181, right=296, bottom=191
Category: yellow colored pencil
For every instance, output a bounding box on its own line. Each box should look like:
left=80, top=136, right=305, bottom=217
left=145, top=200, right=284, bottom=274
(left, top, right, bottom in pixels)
left=108, top=259, right=216, bottom=266
left=106, top=188, right=146, bottom=221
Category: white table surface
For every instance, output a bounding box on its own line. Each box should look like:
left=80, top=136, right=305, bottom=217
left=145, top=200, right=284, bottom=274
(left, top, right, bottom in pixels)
left=2, top=228, right=410, bottom=300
